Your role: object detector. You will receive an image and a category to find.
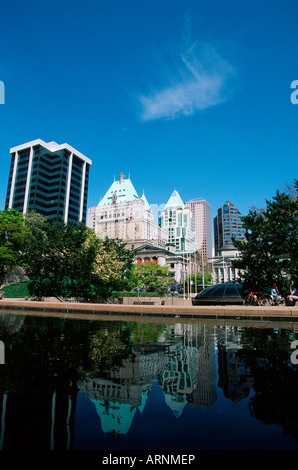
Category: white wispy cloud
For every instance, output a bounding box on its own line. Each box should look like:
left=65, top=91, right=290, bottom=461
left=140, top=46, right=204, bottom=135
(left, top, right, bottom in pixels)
left=137, top=39, right=237, bottom=122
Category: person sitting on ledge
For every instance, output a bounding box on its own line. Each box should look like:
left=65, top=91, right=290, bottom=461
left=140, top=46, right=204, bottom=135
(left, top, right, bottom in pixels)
left=271, top=281, right=283, bottom=305
left=287, top=285, right=298, bottom=304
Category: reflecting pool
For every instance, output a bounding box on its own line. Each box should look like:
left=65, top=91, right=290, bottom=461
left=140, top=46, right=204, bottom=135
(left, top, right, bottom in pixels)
left=0, top=312, right=298, bottom=451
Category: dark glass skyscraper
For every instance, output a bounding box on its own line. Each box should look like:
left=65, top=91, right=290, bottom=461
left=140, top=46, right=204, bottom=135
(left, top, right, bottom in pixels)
left=5, top=139, right=92, bottom=224
left=213, top=201, right=245, bottom=255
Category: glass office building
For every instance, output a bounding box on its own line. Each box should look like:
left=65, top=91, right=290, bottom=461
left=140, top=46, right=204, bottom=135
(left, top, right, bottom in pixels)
left=213, top=201, right=245, bottom=255
left=5, top=139, right=92, bottom=224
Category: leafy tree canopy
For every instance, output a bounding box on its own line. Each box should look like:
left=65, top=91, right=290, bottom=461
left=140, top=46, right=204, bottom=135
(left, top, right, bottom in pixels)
left=0, top=209, right=28, bottom=285
left=21, top=216, right=135, bottom=299
left=130, top=261, right=174, bottom=294
left=233, top=179, right=298, bottom=294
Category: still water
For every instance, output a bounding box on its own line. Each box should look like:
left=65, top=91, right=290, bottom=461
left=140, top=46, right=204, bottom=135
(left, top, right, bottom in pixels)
left=0, top=312, right=298, bottom=451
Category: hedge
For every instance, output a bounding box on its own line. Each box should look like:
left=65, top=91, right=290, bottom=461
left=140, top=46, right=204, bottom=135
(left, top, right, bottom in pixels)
left=111, top=291, right=167, bottom=298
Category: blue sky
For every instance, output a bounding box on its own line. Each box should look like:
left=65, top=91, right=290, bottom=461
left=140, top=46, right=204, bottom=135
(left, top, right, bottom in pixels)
left=0, top=0, right=298, bottom=223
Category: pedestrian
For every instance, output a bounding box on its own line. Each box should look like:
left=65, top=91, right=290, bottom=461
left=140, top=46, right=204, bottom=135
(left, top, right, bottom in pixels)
left=287, top=285, right=298, bottom=303
left=271, top=281, right=283, bottom=305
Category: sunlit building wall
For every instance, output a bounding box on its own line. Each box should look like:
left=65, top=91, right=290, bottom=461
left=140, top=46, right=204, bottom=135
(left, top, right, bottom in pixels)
left=185, top=198, right=212, bottom=261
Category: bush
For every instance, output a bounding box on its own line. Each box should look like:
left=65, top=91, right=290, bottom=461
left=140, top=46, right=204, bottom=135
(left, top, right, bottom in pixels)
left=1, top=282, right=30, bottom=298
left=111, top=291, right=161, bottom=298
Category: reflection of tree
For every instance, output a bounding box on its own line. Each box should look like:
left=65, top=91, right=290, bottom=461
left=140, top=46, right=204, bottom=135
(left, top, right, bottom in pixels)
left=0, top=316, right=138, bottom=450
left=237, top=328, right=298, bottom=445
left=90, top=326, right=134, bottom=372
left=125, top=322, right=172, bottom=344
left=0, top=317, right=137, bottom=395
left=0, top=316, right=96, bottom=394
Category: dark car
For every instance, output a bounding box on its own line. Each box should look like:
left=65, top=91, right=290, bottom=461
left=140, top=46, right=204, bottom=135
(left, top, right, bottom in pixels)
left=191, top=282, right=244, bottom=306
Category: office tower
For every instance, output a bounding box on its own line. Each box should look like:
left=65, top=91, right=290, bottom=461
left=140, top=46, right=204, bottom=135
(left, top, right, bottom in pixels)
left=87, top=172, right=167, bottom=249
left=5, top=139, right=92, bottom=224
left=213, top=201, right=245, bottom=255
left=159, top=190, right=197, bottom=253
left=185, top=198, right=212, bottom=261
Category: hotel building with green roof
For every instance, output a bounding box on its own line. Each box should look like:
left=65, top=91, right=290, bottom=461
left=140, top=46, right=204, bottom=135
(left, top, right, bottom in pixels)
left=87, top=172, right=167, bottom=249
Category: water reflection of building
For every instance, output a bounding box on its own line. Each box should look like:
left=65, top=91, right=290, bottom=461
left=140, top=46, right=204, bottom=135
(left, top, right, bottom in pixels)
left=216, top=326, right=253, bottom=402
left=83, top=379, right=149, bottom=438
left=158, top=324, right=217, bottom=410
left=181, top=324, right=217, bottom=407
left=79, top=349, right=168, bottom=438
left=158, top=344, right=198, bottom=417
left=0, top=320, right=236, bottom=448
left=217, top=346, right=252, bottom=402
left=192, top=342, right=217, bottom=406
left=159, top=345, right=198, bottom=398
left=4, top=313, right=298, bottom=450
left=79, top=324, right=219, bottom=436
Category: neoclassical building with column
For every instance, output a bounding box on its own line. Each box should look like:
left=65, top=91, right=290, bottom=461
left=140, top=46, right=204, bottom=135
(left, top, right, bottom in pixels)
left=211, top=243, right=245, bottom=284
left=133, top=242, right=187, bottom=285
left=5, top=139, right=92, bottom=224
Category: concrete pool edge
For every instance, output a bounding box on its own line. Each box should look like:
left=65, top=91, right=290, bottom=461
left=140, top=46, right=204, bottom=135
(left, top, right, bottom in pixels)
left=0, top=298, right=298, bottom=322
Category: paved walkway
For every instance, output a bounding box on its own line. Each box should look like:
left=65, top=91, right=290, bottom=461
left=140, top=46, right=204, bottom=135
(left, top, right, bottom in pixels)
left=0, top=298, right=298, bottom=322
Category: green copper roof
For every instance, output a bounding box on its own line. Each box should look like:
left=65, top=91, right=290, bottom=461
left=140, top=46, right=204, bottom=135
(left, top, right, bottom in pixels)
left=140, top=191, right=150, bottom=211
left=164, top=189, right=185, bottom=210
left=98, top=173, right=140, bottom=206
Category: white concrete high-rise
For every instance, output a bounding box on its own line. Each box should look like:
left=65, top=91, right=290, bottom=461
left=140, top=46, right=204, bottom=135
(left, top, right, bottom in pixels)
left=159, top=190, right=197, bottom=254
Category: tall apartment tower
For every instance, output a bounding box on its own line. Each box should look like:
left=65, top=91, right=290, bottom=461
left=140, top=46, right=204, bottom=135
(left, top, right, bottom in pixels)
left=213, top=201, right=245, bottom=255
left=185, top=198, right=212, bottom=261
left=5, top=139, right=92, bottom=224
left=159, top=190, right=197, bottom=253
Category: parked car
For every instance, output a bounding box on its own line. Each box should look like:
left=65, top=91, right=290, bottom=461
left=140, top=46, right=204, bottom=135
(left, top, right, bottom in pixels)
left=191, top=282, right=244, bottom=306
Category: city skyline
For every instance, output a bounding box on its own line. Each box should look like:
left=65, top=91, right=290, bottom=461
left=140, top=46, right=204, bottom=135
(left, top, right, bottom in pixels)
left=0, top=1, right=298, bottom=224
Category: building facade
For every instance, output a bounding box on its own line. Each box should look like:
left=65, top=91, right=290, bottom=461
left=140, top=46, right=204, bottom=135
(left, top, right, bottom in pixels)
left=159, top=190, right=197, bottom=254
left=185, top=198, right=212, bottom=261
left=133, top=242, right=188, bottom=284
left=211, top=242, right=245, bottom=284
left=213, top=201, right=245, bottom=256
left=87, top=172, right=167, bottom=249
left=5, top=139, right=92, bottom=224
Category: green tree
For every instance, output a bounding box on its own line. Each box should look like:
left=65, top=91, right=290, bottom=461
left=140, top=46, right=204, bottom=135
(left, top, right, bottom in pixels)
left=0, top=209, right=27, bottom=285
left=185, top=273, right=213, bottom=293
left=87, top=234, right=135, bottom=298
left=22, top=219, right=96, bottom=298
left=233, top=179, right=298, bottom=294
left=22, top=217, right=135, bottom=299
left=130, top=261, right=174, bottom=294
